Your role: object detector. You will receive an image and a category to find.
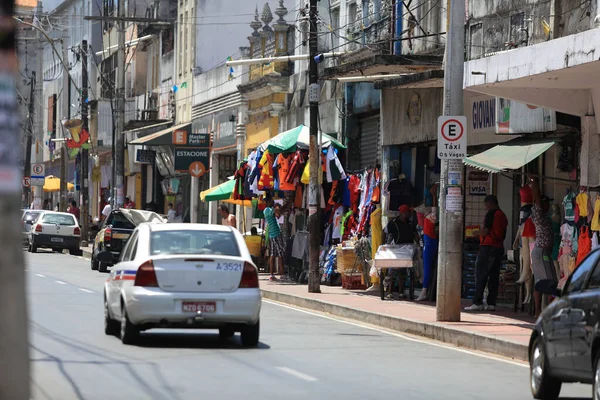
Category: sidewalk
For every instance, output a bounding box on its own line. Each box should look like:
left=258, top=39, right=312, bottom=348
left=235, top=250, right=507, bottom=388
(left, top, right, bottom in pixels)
left=78, top=247, right=532, bottom=361
left=259, top=275, right=533, bottom=361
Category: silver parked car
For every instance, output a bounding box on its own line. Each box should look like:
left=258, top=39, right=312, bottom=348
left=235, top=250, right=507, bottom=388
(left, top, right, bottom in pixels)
left=28, top=211, right=81, bottom=255
left=99, top=223, right=261, bottom=346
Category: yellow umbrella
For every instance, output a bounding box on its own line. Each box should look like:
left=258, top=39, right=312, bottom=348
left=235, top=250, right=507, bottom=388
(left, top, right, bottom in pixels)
left=43, top=175, right=75, bottom=192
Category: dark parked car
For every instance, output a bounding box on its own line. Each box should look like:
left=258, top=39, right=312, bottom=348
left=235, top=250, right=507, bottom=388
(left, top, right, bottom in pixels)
left=91, top=208, right=165, bottom=272
left=21, top=209, right=42, bottom=245
left=529, top=248, right=600, bottom=400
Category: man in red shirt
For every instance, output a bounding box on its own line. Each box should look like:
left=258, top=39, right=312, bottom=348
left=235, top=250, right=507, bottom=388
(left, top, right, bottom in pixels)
left=465, top=195, right=508, bottom=311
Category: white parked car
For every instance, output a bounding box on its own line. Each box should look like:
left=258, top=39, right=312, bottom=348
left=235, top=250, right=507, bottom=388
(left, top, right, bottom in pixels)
left=99, top=223, right=261, bottom=346
left=28, top=211, right=81, bottom=255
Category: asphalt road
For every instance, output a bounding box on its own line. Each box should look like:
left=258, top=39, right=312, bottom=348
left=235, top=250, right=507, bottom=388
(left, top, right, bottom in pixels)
left=27, top=251, right=592, bottom=400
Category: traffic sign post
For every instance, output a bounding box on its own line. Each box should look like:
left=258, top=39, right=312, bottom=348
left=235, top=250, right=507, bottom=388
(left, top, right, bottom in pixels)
left=437, top=116, right=467, bottom=160
left=189, top=161, right=206, bottom=178
left=22, top=177, right=30, bottom=188
left=30, top=163, right=45, bottom=186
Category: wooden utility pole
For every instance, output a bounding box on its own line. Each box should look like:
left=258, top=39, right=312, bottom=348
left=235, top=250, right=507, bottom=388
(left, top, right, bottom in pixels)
left=307, top=0, right=321, bottom=293
left=0, top=0, right=31, bottom=396
left=81, top=39, right=89, bottom=243
left=435, top=0, right=466, bottom=322
left=115, top=0, right=126, bottom=207
left=22, top=71, right=35, bottom=208
left=60, top=38, right=69, bottom=212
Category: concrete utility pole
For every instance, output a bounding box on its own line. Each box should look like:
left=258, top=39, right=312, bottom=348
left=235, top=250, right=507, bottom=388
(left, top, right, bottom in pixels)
left=81, top=40, right=89, bottom=243
left=115, top=0, right=126, bottom=207
left=307, top=0, right=321, bottom=293
left=60, top=38, right=69, bottom=212
left=23, top=71, right=35, bottom=208
left=0, top=0, right=31, bottom=396
left=436, top=0, right=466, bottom=322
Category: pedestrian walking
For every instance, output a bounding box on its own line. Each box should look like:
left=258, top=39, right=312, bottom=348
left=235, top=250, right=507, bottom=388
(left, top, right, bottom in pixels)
left=465, top=195, right=508, bottom=312
left=67, top=200, right=80, bottom=222
left=219, top=205, right=237, bottom=229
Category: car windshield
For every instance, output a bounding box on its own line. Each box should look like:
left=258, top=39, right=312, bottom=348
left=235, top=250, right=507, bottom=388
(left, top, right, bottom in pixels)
left=150, top=230, right=240, bottom=256
left=42, top=213, right=76, bottom=226
left=121, top=210, right=165, bottom=225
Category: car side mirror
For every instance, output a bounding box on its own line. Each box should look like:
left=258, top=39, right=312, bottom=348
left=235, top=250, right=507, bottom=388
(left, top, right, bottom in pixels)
left=535, top=279, right=561, bottom=297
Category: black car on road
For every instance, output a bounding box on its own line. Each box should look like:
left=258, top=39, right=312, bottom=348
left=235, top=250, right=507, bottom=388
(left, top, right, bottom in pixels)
left=91, top=208, right=165, bottom=272
left=529, top=248, right=600, bottom=400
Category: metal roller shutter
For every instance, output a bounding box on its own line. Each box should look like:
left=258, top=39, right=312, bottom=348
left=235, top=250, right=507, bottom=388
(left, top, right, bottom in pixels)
left=359, top=116, right=381, bottom=169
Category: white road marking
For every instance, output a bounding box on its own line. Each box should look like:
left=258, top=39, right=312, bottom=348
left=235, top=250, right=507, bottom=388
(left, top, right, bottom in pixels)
left=54, top=280, right=67, bottom=285
left=275, top=367, right=318, bottom=382
left=35, top=274, right=46, bottom=278
left=264, top=299, right=528, bottom=369
left=78, top=288, right=93, bottom=293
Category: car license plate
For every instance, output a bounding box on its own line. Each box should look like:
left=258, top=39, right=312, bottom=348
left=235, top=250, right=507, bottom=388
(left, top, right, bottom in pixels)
left=51, top=237, right=64, bottom=243
left=182, top=302, right=216, bottom=313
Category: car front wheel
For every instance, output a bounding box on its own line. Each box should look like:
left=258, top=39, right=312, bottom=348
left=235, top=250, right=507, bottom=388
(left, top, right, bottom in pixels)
left=530, top=337, right=562, bottom=400
left=240, top=320, right=259, bottom=347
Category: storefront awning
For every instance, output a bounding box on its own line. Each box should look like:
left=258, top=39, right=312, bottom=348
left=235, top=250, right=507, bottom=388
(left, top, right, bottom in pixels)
left=463, top=139, right=555, bottom=173
left=128, top=123, right=190, bottom=146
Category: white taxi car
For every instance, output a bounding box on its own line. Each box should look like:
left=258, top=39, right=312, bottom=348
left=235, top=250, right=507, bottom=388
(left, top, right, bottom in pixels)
left=99, top=223, right=261, bottom=346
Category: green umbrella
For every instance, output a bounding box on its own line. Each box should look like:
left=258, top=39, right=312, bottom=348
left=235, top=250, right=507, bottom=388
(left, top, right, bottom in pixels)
left=261, top=125, right=346, bottom=154
left=200, top=179, right=235, bottom=202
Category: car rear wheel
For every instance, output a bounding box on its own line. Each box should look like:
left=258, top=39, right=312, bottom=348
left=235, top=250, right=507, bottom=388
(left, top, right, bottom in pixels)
left=30, top=241, right=37, bottom=253
left=530, top=337, right=561, bottom=400
left=104, top=295, right=119, bottom=336
left=91, top=255, right=99, bottom=270
left=99, top=262, right=108, bottom=273
left=120, top=305, right=139, bottom=345
left=70, top=247, right=82, bottom=256
left=240, top=320, right=260, bottom=347
left=593, top=351, right=600, bottom=400
left=219, top=327, right=236, bottom=340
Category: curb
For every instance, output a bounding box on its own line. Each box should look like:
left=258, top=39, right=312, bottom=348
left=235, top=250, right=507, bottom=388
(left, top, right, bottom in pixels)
left=81, top=249, right=92, bottom=260
left=260, top=289, right=529, bottom=362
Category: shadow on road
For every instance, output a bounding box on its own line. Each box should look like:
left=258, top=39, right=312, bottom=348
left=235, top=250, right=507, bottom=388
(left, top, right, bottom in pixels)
left=132, top=331, right=270, bottom=350
left=30, top=321, right=185, bottom=400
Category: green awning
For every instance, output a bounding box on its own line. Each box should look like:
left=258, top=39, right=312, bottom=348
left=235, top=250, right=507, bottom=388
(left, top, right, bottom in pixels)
left=463, top=139, right=555, bottom=173
left=260, top=125, right=346, bottom=154
left=200, top=179, right=235, bottom=202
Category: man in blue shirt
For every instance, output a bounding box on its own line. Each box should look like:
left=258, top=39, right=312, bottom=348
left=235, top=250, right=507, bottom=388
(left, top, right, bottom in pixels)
left=264, top=197, right=287, bottom=281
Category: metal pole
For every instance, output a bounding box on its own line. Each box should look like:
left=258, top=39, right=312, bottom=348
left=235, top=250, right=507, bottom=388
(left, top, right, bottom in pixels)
left=81, top=40, right=89, bottom=244
left=0, top=0, right=31, bottom=395
left=307, top=0, right=321, bottom=293
left=60, top=39, right=69, bottom=212
left=23, top=72, right=35, bottom=208
left=115, top=0, right=126, bottom=207
left=436, top=0, right=465, bottom=322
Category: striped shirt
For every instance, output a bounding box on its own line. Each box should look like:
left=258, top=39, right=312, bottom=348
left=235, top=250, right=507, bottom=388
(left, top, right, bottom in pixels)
left=264, top=207, right=281, bottom=238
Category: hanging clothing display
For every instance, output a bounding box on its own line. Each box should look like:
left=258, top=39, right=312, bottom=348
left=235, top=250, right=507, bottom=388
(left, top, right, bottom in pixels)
left=326, top=145, right=347, bottom=182
left=384, top=177, right=414, bottom=211
left=371, top=206, right=383, bottom=258
left=273, top=153, right=295, bottom=191
left=576, top=226, right=592, bottom=266
left=331, top=205, right=345, bottom=241
left=563, top=191, right=576, bottom=223
left=257, top=151, right=275, bottom=191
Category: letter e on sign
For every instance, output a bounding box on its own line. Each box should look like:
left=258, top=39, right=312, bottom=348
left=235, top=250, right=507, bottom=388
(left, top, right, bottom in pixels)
left=173, top=130, right=188, bottom=145
left=437, top=116, right=467, bottom=160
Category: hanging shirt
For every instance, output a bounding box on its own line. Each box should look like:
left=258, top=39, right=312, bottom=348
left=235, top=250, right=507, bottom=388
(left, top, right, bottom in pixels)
left=348, top=175, right=361, bottom=211
left=592, top=197, right=600, bottom=231
left=274, top=153, right=295, bottom=191
left=560, top=223, right=575, bottom=249
left=576, top=226, right=592, bottom=266
left=385, top=178, right=414, bottom=210
left=331, top=206, right=345, bottom=240
left=576, top=192, right=592, bottom=217
left=326, top=145, right=347, bottom=183
left=286, top=150, right=306, bottom=183
left=563, top=192, right=576, bottom=223
left=257, top=151, right=275, bottom=191
left=342, top=177, right=351, bottom=207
